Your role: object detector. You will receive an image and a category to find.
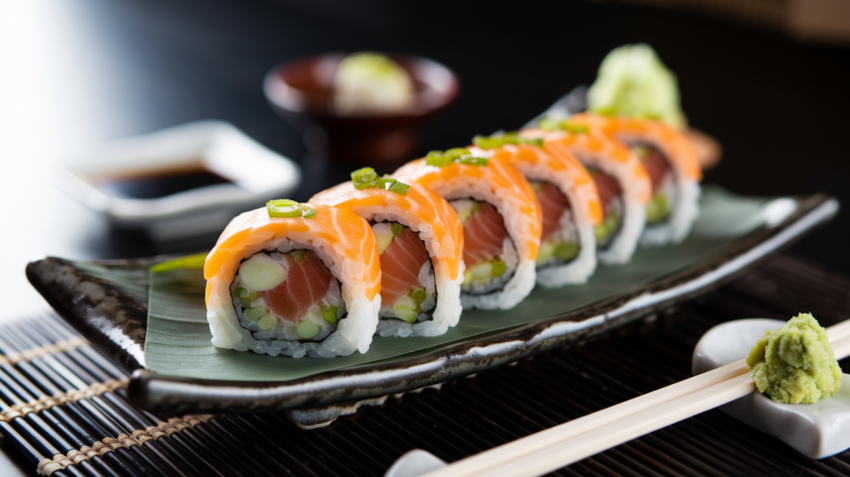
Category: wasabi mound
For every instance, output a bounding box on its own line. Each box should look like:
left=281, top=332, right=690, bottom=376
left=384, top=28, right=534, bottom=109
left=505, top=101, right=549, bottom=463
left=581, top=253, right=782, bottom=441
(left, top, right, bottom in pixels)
left=746, top=313, right=842, bottom=404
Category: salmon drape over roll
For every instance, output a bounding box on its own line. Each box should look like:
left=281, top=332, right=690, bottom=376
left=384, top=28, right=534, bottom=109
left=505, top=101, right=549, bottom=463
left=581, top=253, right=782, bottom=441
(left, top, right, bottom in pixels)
left=469, top=132, right=603, bottom=287
left=204, top=201, right=381, bottom=358
left=569, top=112, right=702, bottom=247
left=394, top=150, right=541, bottom=310
left=311, top=169, right=464, bottom=337
left=521, top=121, right=652, bottom=265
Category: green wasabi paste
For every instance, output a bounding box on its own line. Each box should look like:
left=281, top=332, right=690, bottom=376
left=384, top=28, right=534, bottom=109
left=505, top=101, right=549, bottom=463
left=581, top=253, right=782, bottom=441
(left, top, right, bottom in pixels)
left=746, top=313, right=842, bottom=404
left=587, top=44, right=686, bottom=129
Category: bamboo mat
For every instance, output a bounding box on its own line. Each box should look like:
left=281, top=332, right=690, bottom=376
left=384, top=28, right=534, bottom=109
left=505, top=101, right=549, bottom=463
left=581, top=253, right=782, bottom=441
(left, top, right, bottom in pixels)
left=3, top=253, right=850, bottom=476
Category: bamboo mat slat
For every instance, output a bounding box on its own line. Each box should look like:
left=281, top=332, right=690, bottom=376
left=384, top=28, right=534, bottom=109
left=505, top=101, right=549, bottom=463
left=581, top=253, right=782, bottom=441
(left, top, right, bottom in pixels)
left=2, top=253, right=849, bottom=476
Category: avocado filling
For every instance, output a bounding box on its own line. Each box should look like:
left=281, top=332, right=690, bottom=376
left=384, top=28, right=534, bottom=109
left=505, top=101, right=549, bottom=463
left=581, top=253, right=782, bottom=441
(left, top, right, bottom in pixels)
left=631, top=143, right=675, bottom=225
left=587, top=167, right=623, bottom=249
left=451, top=199, right=519, bottom=295
left=531, top=181, right=581, bottom=268
left=372, top=222, right=437, bottom=324
left=230, top=249, right=345, bottom=345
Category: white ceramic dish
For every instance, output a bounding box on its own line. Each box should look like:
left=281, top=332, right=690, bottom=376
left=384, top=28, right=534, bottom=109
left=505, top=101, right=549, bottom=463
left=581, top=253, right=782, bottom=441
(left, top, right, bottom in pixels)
left=693, top=318, right=850, bottom=459
left=54, top=120, right=301, bottom=241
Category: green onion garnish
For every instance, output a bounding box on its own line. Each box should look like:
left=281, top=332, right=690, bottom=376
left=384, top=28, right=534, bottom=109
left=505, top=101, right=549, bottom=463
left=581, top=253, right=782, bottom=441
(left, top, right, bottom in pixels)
left=389, top=181, right=410, bottom=195
left=410, top=288, right=427, bottom=305
left=351, top=167, right=379, bottom=190
left=266, top=200, right=317, bottom=219
left=391, top=222, right=404, bottom=236
left=267, top=199, right=303, bottom=218
left=150, top=252, right=209, bottom=273
left=349, top=167, right=410, bottom=195
left=300, top=205, right=317, bottom=219
left=458, top=156, right=489, bottom=166
left=290, top=249, right=307, bottom=262
left=539, top=118, right=588, bottom=134
left=425, top=148, right=489, bottom=168
left=321, top=306, right=339, bottom=324
left=472, top=132, right=544, bottom=149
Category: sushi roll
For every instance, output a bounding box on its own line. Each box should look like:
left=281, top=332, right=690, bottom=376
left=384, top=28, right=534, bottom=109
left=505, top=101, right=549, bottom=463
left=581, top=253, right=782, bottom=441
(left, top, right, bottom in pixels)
left=311, top=168, right=464, bottom=338
left=469, top=133, right=602, bottom=287
left=521, top=120, right=652, bottom=265
left=394, top=149, right=541, bottom=310
left=204, top=201, right=381, bottom=358
left=570, top=113, right=701, bottom=246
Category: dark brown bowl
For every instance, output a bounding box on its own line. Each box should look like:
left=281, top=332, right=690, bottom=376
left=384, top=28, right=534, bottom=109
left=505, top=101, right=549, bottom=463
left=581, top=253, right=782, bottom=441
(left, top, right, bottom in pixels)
left=264, top=52, right=460, bottom=165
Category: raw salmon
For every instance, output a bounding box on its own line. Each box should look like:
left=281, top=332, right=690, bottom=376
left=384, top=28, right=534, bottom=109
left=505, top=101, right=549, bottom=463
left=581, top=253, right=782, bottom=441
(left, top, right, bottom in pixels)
left=462, top=202, right=508, bottom=267
left=310, top=176, right=464, bottom=334
left=570, top=113, right=701, bottom=183
left=536, top=183, right=570, bottom=242
left=260, top=251, right=333, bottom=323
left=379, top=227, right=430, bottom=307
left=205, top=204, right=380, bottom=306
left=639, top=146, right=672, bottom=191
left=591, top=169, right=622, bottom=216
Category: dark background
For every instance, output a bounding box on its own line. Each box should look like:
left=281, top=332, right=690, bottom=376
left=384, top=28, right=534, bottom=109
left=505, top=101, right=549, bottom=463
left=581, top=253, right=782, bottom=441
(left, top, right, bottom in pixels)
left=2, top=0, right=850, bottom=292
left=0, top=2, right=848, bottom=474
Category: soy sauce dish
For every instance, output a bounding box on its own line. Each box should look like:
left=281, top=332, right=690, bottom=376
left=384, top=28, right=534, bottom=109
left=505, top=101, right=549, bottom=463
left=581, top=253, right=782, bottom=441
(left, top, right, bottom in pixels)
left=54, top=120, right=301, bottom=241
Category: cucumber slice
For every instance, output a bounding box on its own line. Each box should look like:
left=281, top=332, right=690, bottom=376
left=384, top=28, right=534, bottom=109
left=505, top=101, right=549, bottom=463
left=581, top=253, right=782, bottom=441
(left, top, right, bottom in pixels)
left=238, top=254, right=287, bottom=292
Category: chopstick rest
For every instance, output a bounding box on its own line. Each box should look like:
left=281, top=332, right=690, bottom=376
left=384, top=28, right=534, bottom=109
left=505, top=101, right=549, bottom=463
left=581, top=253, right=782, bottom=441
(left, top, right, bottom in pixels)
left=386, top=318, right=850, bottom=476
left=693, top=318, right=850, bottom=459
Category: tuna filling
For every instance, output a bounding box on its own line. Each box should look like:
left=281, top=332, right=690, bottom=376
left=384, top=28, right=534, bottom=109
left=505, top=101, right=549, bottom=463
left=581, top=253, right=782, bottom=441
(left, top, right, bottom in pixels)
left=632, top=143, right=675, bottom=225
left=532, top=181, right=580, bottom=268
left=230, top=249, right=345, bottom=343
left=450, top=199, right=519, bottom=295
left=587, top=167, right=623, bottom=249
left=373, top=222, right=437, bottom=324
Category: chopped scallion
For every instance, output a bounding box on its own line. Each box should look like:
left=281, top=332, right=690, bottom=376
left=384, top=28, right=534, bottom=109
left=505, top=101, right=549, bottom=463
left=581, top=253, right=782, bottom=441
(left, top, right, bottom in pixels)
left=472, top=133, right=544, bottom=150
left=539, top=118, right=589, bottom=133
left=389, top=181, right=409, bottom=195
left=349, top=167, right=410, bottom=195
left=491, top=260, right=506, bottom=277
left=376, top=177, right=397, bottom=190
left=458, top=156, right=489, bottom=166
left=391, top=222, right=404, bottom=236
left=410, top=288, right=427, bottom=305
left=351, top=167, right=379, bottom=184
left=425, top=148, right=488, bottom=168
left=321, top=306, right=339, bottom=324
left=266, top=199, right=303, bottom=218
left=300, top=205, right=317, bottom=219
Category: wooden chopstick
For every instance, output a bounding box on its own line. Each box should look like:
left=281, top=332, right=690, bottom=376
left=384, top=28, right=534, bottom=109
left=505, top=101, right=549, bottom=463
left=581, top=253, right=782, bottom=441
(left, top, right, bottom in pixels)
left=423, top=320, right=850, bottom=477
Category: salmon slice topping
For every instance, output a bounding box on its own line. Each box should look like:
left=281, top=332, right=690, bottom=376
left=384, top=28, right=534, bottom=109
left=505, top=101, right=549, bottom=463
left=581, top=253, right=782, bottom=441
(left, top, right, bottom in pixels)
left=463, top=202, right=508, bottom=267
left=260, top=251, right=334, bottom=323
left=639, top=146, right=673, bottom=192
left=380, top=226, right=430, bottom=308
left=590, top=169, right=622, bottom=216
left=535, top=183, right=571, bottom=243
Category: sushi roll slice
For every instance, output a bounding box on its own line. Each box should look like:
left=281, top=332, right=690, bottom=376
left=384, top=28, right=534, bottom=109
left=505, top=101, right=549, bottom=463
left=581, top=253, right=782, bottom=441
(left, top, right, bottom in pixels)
left=394, top=149, right=541, bottom=310
left=521, top=120, right=652, bottom=265
left=311, top=168, right=464, bottom=338
left=469, top=133, right=603, bottom=287
left=570, top=113, right=702, bottom=247
left=204, top=201, right=381, bottom=358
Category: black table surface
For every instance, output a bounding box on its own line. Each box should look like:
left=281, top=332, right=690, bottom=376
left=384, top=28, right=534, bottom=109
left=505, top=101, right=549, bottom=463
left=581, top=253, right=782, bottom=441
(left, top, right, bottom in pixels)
left=1, top=0, right=850, bottom=475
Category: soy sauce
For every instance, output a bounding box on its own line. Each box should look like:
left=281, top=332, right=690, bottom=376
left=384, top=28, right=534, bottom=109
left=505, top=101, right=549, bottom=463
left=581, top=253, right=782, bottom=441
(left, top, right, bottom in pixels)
left=95, top=167, right=233, bottom=199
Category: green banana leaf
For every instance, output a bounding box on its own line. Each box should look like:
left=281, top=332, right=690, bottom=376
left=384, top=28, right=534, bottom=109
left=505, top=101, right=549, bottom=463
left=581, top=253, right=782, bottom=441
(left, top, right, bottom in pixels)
left=142, top=186, right=785, bottom=382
